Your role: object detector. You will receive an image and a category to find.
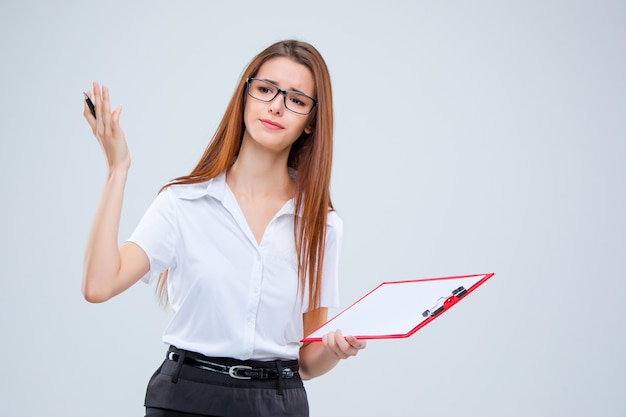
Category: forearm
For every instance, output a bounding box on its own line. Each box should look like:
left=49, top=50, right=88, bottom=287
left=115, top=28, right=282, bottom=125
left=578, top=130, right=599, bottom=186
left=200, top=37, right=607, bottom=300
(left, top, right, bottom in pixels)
left=82, top=168, right=128, bottom=302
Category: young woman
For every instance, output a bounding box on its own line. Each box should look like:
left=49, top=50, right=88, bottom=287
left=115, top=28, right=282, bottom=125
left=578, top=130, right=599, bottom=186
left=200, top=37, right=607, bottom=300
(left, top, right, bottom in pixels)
left=82, top=40, right=366, bottom=416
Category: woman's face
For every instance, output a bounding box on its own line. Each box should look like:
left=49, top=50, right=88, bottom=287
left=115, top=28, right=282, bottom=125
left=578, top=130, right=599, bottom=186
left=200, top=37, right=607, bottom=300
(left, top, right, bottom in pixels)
left=242, top=57, right=315, bottom=155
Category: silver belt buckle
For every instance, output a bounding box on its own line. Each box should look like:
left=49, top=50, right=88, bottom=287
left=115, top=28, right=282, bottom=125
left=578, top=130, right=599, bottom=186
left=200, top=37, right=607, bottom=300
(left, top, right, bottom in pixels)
left=228, top=365, right=252, bottom=379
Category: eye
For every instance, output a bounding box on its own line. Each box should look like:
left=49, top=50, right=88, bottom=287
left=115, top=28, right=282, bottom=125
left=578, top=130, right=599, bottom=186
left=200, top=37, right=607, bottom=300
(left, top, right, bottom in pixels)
left=288, top=94, right=309, bottom=107
left=257, top=85, right=274, bottom=95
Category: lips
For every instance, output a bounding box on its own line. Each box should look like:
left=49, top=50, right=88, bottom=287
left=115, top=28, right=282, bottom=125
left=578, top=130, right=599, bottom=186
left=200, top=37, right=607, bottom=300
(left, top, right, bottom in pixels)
left=260, top=119, right=284, bottom=130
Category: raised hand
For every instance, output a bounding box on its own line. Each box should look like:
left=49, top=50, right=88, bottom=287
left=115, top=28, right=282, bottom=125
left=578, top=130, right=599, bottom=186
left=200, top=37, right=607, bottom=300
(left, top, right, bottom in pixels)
left=83, top=82, right=130, bottom=172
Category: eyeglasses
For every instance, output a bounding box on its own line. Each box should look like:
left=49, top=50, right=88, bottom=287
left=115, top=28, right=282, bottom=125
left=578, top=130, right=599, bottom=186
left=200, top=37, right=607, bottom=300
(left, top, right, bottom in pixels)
left=246, top=78, right=317, bottom=115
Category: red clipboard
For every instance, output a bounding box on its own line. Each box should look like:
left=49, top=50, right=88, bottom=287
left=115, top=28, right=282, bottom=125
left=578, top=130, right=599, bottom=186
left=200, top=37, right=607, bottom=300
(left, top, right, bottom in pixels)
left=301, top=273, right=495, bottom=342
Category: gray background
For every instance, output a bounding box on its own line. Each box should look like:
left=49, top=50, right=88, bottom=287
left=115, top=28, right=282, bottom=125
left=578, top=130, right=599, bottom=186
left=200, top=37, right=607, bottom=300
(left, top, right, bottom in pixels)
left=1, top=1, right=625, bottom=416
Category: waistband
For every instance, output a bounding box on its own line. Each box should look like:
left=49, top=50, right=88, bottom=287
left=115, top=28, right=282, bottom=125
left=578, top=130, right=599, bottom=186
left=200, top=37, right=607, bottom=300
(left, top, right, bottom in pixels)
left=167, top=346, right=299, bottom=381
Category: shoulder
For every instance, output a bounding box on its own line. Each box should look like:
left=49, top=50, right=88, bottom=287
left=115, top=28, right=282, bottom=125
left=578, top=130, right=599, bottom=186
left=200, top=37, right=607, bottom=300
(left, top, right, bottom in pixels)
left=326, top=209, right=343, bottom=235
left=160, top=175, right=225, bottom=202
left=162, top=181, right=210, bottom=199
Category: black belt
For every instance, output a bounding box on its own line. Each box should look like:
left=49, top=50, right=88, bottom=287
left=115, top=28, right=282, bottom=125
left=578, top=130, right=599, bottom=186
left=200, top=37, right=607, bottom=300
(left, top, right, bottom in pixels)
left=168, top=351, right=299, bottom=380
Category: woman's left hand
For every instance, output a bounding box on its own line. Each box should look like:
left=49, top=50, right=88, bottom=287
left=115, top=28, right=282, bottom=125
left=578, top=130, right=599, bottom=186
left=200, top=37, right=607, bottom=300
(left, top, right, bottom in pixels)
left=322, top=329, right=367, bottom=360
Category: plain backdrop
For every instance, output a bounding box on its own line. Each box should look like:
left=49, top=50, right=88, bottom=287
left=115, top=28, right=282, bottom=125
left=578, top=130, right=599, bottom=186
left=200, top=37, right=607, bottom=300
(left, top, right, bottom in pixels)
left=1, top=1, right=625, bottom=416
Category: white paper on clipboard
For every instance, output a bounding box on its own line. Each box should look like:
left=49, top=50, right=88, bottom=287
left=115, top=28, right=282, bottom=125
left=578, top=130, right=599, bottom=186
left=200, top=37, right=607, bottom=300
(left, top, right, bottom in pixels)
left=301, top=273, right=494, bottom=342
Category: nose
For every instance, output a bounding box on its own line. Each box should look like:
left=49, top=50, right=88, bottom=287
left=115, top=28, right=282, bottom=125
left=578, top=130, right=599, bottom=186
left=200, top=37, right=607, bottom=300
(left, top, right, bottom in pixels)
left=268, top=92, right=285, bottom=115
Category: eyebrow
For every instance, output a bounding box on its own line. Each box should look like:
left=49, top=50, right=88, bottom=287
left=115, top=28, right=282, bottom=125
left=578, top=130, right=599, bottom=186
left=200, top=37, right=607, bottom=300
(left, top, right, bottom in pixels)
left=261, top=78, right=310, bottom=96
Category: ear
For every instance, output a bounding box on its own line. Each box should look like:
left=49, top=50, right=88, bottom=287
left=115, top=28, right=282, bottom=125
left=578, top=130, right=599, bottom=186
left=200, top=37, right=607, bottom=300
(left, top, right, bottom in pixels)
left=304, top=125, right=313, bottom=135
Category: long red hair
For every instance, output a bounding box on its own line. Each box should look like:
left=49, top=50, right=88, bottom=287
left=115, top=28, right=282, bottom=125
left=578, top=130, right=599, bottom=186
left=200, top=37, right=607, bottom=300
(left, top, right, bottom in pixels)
left=157, top=40, right=335, bottom=313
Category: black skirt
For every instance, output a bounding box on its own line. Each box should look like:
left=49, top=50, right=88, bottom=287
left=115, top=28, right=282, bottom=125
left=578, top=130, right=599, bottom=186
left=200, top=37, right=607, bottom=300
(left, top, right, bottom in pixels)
left=144, top=346, right=309, bottom=417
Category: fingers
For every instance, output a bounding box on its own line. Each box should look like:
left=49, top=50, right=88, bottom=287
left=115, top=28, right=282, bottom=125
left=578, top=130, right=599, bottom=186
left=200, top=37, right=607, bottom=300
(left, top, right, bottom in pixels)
left=82, top=82, right=130, bottom=171
left=345, top=335, right=367, bottom=350
left=92, top=81, right=101, bottom=119
left=85, top=82, right=122, bottom=138
left=92, top=81, right=105, bottom=137
left=110, top=104, right=123, bottom=133
left=322, top=330, right=366, bottom=360
left=83, top=90, right=96, bottom=132
left=101, top=84, right=112, bottom=135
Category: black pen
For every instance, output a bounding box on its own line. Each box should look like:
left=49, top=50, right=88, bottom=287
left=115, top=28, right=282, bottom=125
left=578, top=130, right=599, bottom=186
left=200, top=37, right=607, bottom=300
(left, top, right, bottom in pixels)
left=83, top=92, right=96, bottom=118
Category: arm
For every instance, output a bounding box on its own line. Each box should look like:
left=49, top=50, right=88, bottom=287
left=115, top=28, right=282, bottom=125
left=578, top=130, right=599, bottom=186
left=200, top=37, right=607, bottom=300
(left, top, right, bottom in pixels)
left=82, top=82, right=149, bottom=303
left=298, top=308, right=367, bottom=380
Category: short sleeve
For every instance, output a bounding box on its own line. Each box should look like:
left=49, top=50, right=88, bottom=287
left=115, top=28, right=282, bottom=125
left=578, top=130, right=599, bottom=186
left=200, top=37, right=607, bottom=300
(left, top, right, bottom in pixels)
left=319, top=210, right=343, bottom=308
left=127, top=187, right=178, bottom=283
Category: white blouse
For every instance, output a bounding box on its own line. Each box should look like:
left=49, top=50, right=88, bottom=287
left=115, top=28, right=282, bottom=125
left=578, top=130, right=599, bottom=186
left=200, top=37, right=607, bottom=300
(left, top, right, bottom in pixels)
left=128, top=171, right=341, bottom=361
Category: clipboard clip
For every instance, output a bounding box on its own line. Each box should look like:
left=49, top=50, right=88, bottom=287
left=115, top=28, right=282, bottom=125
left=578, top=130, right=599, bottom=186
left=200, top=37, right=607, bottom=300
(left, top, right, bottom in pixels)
left=422, top=286, right=468, bottom=318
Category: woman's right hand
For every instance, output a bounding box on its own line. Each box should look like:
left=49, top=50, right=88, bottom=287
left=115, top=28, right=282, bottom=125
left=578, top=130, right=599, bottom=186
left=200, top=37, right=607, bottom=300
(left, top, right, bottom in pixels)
left=83, top=82, right=130, bottom=172
left=82, top=82, right=149, bottom=303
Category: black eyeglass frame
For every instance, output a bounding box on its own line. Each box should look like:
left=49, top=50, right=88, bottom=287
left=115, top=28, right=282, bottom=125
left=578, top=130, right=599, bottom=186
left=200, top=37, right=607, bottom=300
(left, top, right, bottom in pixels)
left=246, top=77, right=318, bottom=115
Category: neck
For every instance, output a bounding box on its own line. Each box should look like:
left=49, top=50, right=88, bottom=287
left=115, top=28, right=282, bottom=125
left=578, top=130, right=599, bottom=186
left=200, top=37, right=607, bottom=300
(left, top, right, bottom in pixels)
left=226, top=138, right=295, bottom=199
